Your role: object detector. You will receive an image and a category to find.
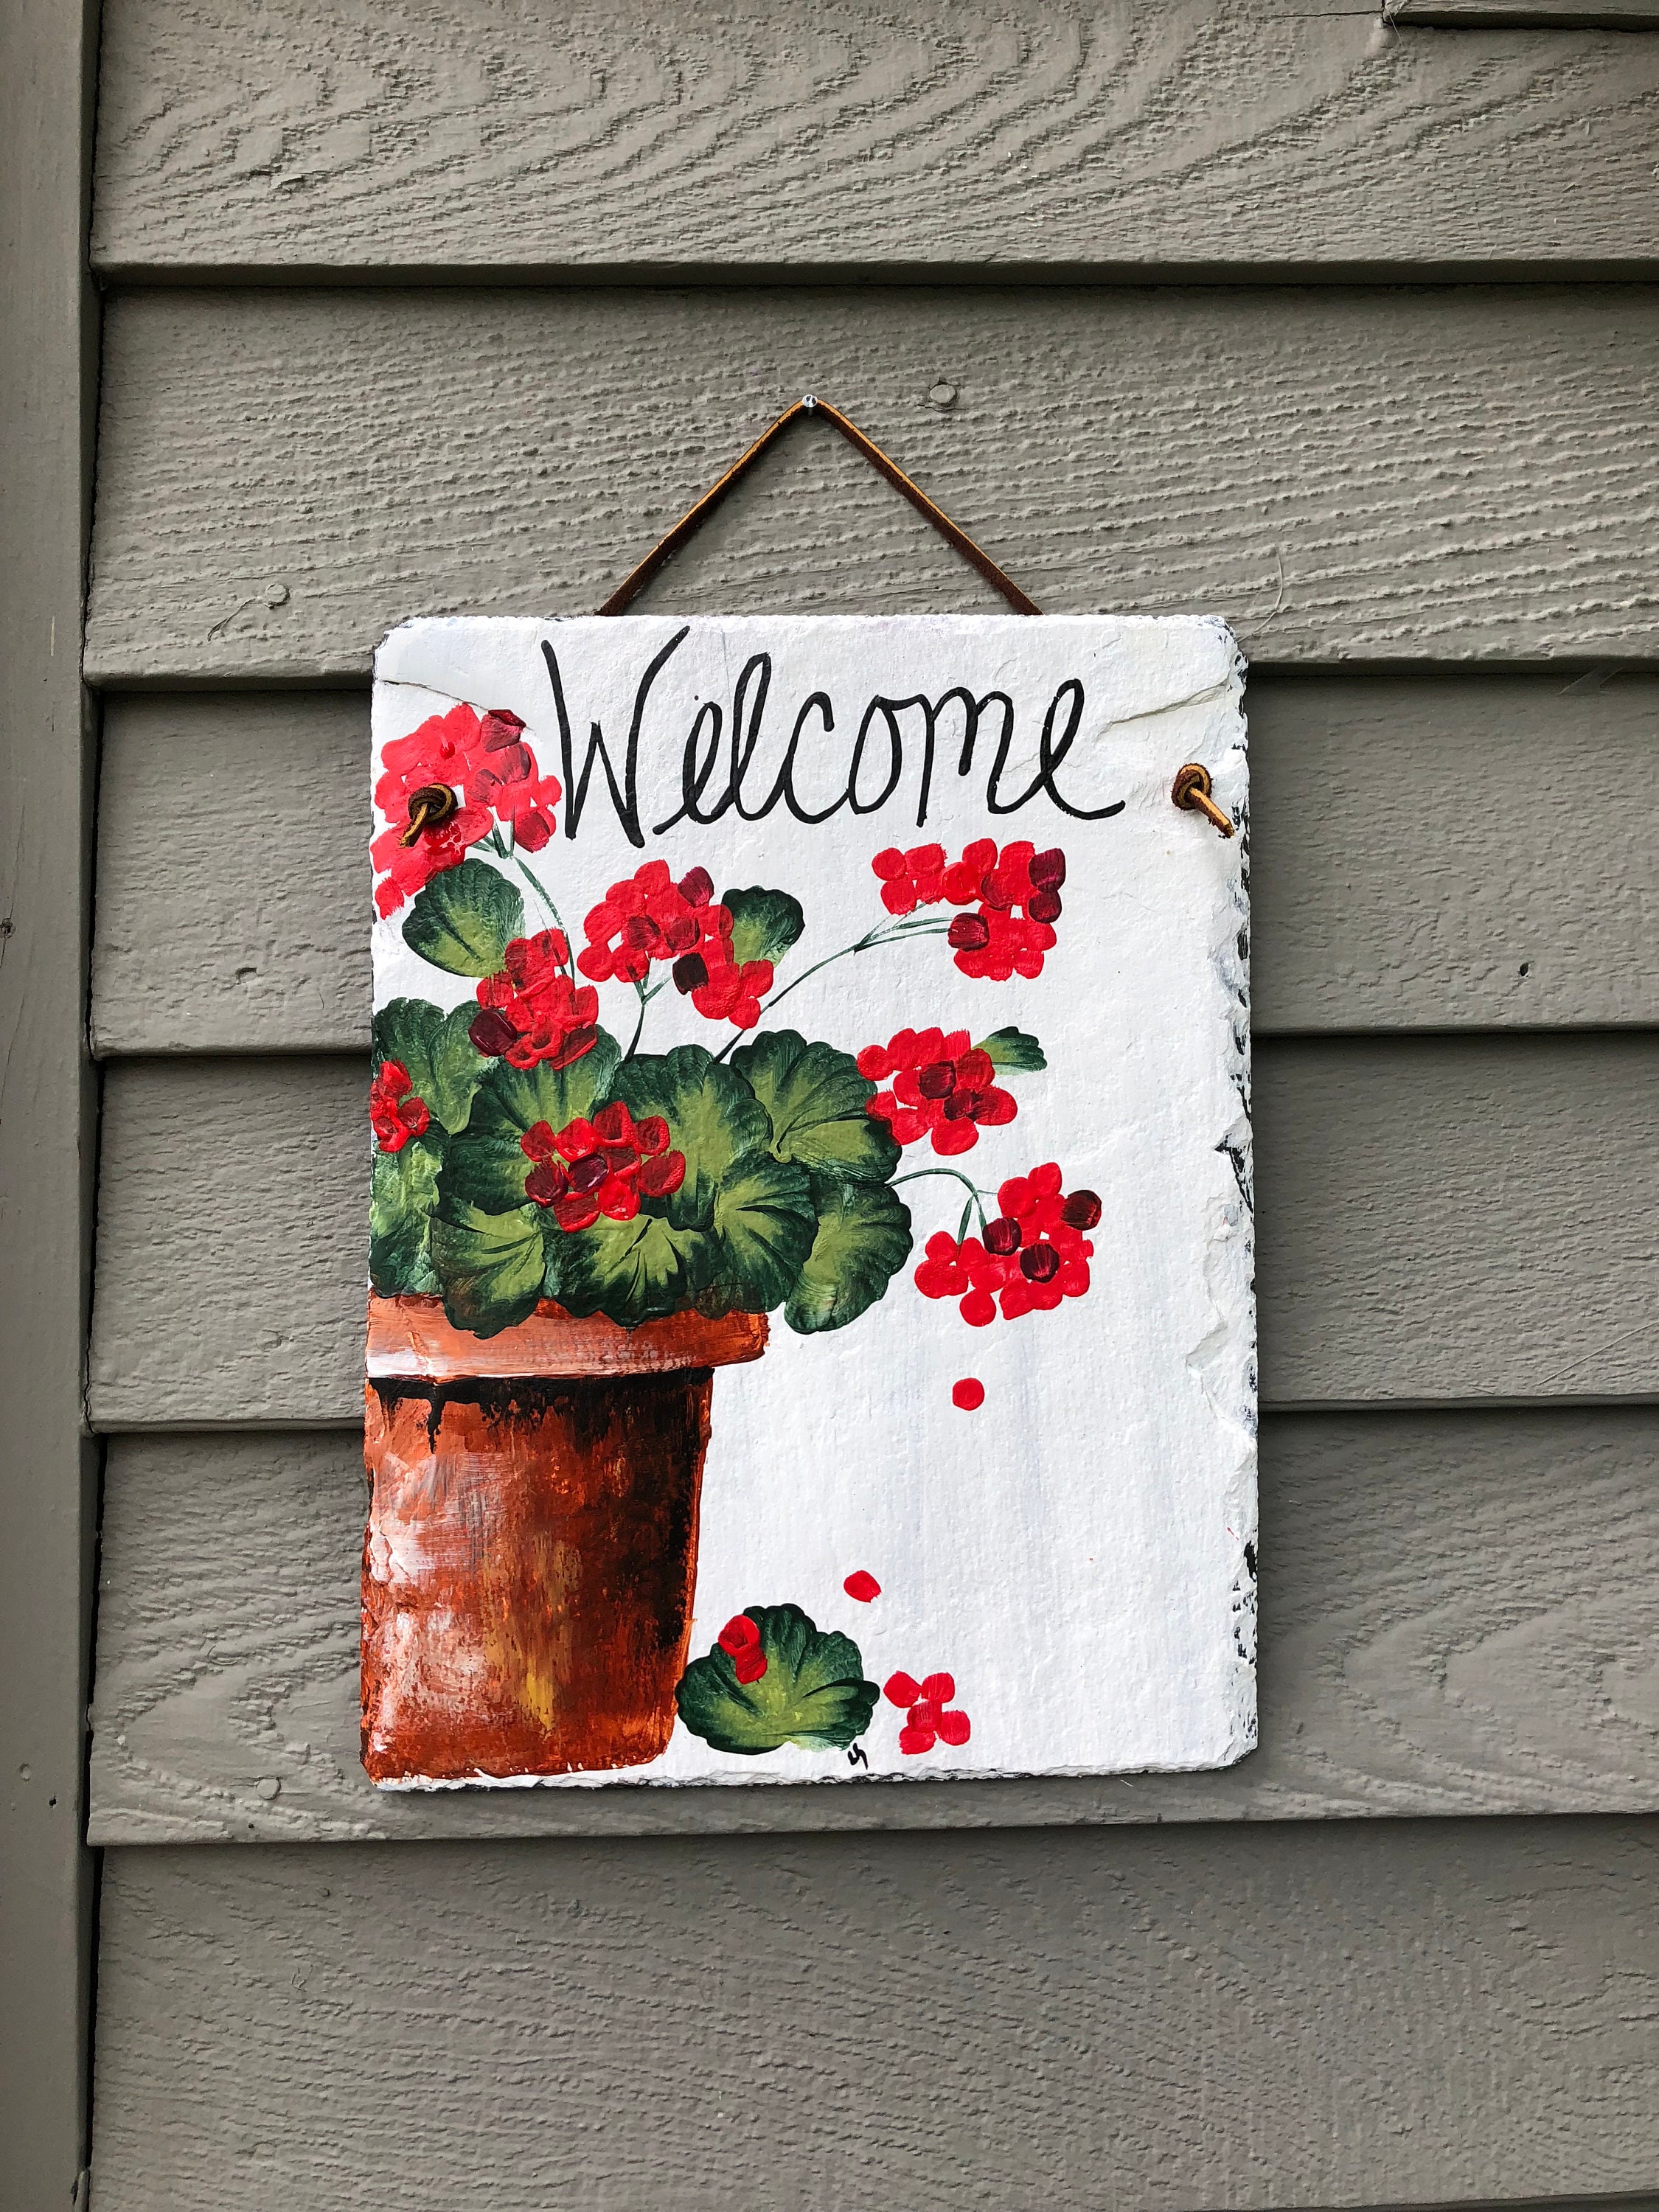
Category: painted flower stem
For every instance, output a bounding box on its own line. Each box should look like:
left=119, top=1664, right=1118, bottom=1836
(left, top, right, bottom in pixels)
left=622, top=978, right=669, bottom=1062
left=491, top=832, right=571, bottom=967
left=892, top=1166, right=990, bottom=1233
left=712, top=918, right=953, bottom=1063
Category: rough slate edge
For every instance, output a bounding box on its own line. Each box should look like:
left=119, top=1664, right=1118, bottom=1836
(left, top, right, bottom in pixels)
left=80, top=288, right=1659, bottom=684
left=86, top=1408, right=1659, bottom=1843
left=87, top=673, right=1659, bottom=1052
left=87, top=0, right=1659, bottom=272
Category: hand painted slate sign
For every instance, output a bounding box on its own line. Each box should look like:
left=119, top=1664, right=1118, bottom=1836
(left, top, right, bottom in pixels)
left=364, top=614, right=1254, bottom=1792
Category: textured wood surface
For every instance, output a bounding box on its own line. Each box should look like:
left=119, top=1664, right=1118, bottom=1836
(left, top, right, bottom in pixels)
left=0, top=0, right=100, bottom=2197
left=90, top=675, right=1659, bottom=1055
left=84, top=1035, right=1659, bottom=1429
left=83, top=286, right=1659, bottom=684
left=91, top=1820, right=1659, bottom=2210
left=88, top=0, right=1659, bottom=276
left=86, top=1411, right=1659, bottom=1843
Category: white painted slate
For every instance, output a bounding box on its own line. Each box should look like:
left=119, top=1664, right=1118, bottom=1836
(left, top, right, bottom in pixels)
left=90, top=1821, right=1659, bottom=2209
left=83, top=287, right=1659, bottom=684
left=87, top=1411, right=1659, bottom=1842
left=89, top=0, right=1659, bottom=273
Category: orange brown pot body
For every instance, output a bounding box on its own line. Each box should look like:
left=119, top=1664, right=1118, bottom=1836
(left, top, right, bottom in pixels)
left=361, top=1295, right=767, bottom=1786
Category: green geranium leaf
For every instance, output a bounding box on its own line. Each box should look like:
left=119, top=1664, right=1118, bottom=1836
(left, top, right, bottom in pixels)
left=551, top=1050, right=816, bottom=1325
left=554, top=1152, right=814, bottom=1329
left=369, top=1133, right=444, bottom=1295
left=372, top=998, right=490, bottom=1133
left=700, top=1151, right=817, bottom=1316
left=675, top=1604, right=879, bottom=1755
left=785, top=1175, right=912, bottom=1335
left=439, top=1032, right=621, bottom=1216
left=551, top=1207, right=707, bottom=1328
left=429, top=1198, right=549, bottom=1338
left=722, top=886, right=805, bottom=969
left=976, top=1026, right=1047, bottom=1074
left=403, top=859, right=524, bottom=978
left=613, top=1046, right=773, bottom=1225
left=726, top=1029, right=900, bottom=1186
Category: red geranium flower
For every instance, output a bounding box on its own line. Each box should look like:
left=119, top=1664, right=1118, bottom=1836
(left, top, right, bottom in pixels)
left=913, top=1164, right=1100, bottom=1326
left=577, top=860, right=714, bottom=984
left=670, top=902, right=773, bottom=1031
left=471, top=931, right=600, bottom=1070
left=717, top=1613, right=768, bottom=1685
left=369, top=1060, right=431, bottom=1152
left=371, top=703, right=562, bottom=917
left=858, top=1026, right=1017, bottom=1156
left=463, top=709, right=560, bottom=855
left=520, top=1096, right=685, bottom=1231
left=883, top=1669, right=970, bottom=1754
left=869, top=838, right=1065, bottom=981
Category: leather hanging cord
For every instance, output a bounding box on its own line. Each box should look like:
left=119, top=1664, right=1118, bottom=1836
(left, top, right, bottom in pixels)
left=595, top=394, right=1042, bottom=618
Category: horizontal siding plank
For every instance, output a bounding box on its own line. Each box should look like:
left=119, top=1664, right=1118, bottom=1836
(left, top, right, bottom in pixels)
left=92, top=1821, right=1659, bottom=2209
left=89, top=675, right=1659, bottom=1054
left=84, top=1037, right=1659, bottom=1428
left=83, top=286, right=1659, bottom=684
left=89, top=0, right=1659, bottom=275
left=86, top=1410, right=1659, bottom=1843
left=1396, top=3, right=1659, bottom=24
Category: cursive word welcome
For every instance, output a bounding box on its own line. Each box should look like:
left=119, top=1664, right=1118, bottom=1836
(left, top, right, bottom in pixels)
left=543, top=628, right=1126, bottom=850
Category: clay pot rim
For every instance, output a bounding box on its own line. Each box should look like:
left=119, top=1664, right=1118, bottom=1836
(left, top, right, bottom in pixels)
left=366, top=1293, right=769, bottom=1382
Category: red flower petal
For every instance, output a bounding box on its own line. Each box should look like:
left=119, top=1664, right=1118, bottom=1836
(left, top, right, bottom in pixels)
left=843, top=1571, right=881, bottom=1602
left=883, top=1671, right=921, bottom=1708
left=935, top=1709, right=971, bottom=1747
left=921, top=1672, right=956, bottom=1704
left=898, top=1723, right=936, bottom=1756
left=950, top=1377, right=985, bottom=1411
left=733, top=1646, right=768, bottom=1685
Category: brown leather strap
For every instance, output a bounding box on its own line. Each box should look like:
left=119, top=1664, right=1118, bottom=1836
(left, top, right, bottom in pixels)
left=595, top=395, right=1042, bottom=618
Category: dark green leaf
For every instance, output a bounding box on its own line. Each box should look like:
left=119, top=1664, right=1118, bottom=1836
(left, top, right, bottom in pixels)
left=439, top=1032, right=621, bottom=1215
left=369, top=1133, right=444, bottom=1295
left=975, top=1026, right=1047, bottom=1073
left=785, top=1175, right=912, bottom=1335
left=721, top=886, right=805, bottom=969
left=675, top=1603, right=879, bottom=1755
left=726, top=1029, right=900, bottom=1186
left=551, top=1207, right=707, bottom=1328
left=613, top=1046, right=773, bottom=1228
left=700, top=1151, right=817, bottom=1316
left=372, top=998, right=490, bottom=1133
left=403, top=859, right=524, bottom=977
left=428, top=1199, right=549, bottom=1338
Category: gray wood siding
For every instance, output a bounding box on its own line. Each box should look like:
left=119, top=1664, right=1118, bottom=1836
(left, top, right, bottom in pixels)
left=88, top=676, right=1659, bottom=1054
left=83, top=285, right=1659, bottom=684
left=83, top=0, right=1659, bottom=2197
left=90, top=1823, right=1659, bottom=2211
left=89, top=0, right=1659, bottom=275
left=88, top=1411, right=1659, bottom=1843
left=85, top=1037, right=1659, bottom=1430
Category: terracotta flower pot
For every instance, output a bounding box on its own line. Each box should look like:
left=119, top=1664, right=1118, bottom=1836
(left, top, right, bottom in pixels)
left=361, top=1294, right=768, bottom=1786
